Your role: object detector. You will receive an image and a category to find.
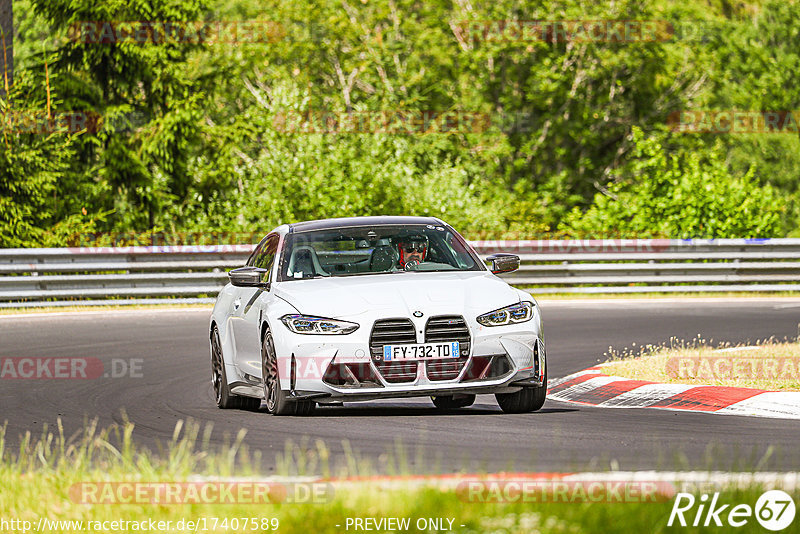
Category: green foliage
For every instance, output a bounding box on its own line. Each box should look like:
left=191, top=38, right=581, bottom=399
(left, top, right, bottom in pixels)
left=3, top=419, right=794, bottom=534
left=0, top=71, right=86, bottom=247
left=26, top=0, right=208, bottom=231
left=167, top=81, right=548, bottom=239
left=561, top=128, right=785, bottom=238
left=3, top=0, right=800, bottom=246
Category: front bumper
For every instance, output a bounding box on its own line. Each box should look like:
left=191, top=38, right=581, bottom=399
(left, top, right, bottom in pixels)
left=266, top=319, right=546, bottom=403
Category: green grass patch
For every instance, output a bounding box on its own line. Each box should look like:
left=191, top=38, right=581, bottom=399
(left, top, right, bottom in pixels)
left=1, top=419, right=797, bottom=533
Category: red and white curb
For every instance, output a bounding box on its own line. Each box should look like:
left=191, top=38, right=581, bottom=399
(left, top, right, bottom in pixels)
left=547, top=367, right=800, bottom=420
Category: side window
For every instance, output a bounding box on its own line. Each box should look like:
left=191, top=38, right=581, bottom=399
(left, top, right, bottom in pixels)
left=246, top=237, right=267, bottom=267
left=253, top=234, right=279, bottom=282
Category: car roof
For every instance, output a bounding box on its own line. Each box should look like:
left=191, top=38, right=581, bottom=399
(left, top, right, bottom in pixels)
left=287, top=216, right=446, bottom=233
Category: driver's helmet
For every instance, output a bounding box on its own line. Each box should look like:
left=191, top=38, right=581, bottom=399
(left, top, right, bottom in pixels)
left=396, top=234, right=428, bottom=268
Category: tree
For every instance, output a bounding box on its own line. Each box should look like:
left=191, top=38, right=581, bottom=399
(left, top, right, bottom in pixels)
left=561, top=128, right=785, bottom=238
left=0, top=71, right=90, bottom=247
left=0, top=0, right=12, bottom=94
left=28, top=0, right=209, bottom=231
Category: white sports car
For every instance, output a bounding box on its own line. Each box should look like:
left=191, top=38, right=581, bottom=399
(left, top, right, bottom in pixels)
left=209, top=216, right=546, bottom=415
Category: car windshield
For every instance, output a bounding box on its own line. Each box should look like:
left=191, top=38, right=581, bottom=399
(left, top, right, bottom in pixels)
left=278, top=224, right=483, bottom=281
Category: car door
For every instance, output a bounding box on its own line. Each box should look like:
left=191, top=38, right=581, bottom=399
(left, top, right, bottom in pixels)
left=230, top=233, right=280, bottom=379
left=226, top=237, right=264, bottom=376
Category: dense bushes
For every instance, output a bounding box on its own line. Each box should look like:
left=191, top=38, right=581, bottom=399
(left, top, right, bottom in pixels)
left=562, top=129, right=785, bottom=238
left=2, top=0, right=799, bottom=245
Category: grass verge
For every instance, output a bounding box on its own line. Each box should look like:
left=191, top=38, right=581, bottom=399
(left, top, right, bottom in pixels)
left=1, top=419, right=797, bottom=533
left=603, top=339, right=800, bottom=391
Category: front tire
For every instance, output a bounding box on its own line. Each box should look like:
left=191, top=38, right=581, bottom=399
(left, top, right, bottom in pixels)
left=262, top=330, right=315, bottom=416
left=495, top=369, right=547, bottom=414
left=211, top=326, right=260, bottom=410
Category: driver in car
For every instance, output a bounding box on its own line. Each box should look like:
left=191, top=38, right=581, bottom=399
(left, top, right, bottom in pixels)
left=396, top=234, right=428, bottom=270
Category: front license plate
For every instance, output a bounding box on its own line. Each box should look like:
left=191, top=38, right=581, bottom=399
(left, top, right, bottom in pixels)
left=383, top=342, right=460, bottom=361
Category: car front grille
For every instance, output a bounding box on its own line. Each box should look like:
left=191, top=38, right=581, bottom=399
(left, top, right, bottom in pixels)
left=370, top=318, right=418, bottom=383
left=424, top=315, right=470, bottom=381
left=369, top=316, right=473, bottom=383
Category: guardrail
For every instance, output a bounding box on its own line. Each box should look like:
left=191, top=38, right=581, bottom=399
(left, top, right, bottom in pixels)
left=1, top=239, right=799, bottom=307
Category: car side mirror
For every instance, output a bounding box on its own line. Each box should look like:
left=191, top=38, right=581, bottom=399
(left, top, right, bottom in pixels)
left=228, top=266, right=269, bottom=288
left=486, top=253, right=520, bottom=274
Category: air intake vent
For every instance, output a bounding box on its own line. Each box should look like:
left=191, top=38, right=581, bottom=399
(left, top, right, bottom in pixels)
left=322, top=362, right=383, bottom=388
left=462, top=355, right=513, bottom=382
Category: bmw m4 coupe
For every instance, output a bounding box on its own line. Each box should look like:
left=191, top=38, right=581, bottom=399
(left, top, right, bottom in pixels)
left=209, top=216, right=546, bottom=415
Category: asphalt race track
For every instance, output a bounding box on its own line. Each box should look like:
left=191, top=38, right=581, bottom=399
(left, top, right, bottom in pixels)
left=2, top=299, right=800, bottom=474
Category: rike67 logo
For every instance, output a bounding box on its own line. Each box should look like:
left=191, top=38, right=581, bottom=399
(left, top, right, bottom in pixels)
left=668, top=490, right=796, bottom=531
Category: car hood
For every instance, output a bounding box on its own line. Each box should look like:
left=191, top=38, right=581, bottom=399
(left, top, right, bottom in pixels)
left=273, top=271, right=521, bottom=320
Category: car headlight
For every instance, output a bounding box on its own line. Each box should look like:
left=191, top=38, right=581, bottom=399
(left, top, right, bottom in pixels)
left=280, top=314, right=359, bottom=335
left=476, top=302, right=534, bottom=327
